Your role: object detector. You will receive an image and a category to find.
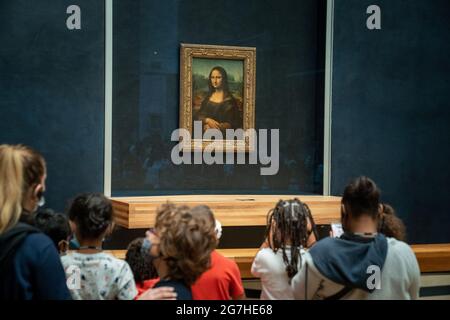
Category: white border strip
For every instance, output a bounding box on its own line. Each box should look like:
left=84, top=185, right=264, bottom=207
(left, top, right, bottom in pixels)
left=104, top=0, right=113, bottom=197
left=323, top=0, right=334, bottom=196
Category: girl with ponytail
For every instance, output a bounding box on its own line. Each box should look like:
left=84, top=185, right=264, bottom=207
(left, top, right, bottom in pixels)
left=0, top=144, right=70, bottom=300
left=62, top=193, right=139, bottom=300
left=0, top=144, right=46, bottom=232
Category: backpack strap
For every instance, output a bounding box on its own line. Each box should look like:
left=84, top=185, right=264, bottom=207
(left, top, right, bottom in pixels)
left=323, top=286, right=353, bottom=300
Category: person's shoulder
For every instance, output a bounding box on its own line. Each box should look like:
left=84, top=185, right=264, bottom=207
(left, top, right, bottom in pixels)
left=96, top=252, right=128, bottom=267
left=20, top=232, right=54, bottom=251
left=309, top=236, right=337, bottom=254
left=213, top=250, right=239, bottom=268
left=255, top=247, right=277, bottom=260
left=386, top=237, right=415, bottom=257
left=222, top=97, right=238, bottom=107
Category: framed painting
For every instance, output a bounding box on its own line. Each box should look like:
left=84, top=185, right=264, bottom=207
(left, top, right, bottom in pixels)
left=179, top=43, right=256, bottom=152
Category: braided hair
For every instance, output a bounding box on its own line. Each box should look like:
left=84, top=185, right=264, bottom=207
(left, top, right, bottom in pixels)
left=264, top=198, right=318, bottom=281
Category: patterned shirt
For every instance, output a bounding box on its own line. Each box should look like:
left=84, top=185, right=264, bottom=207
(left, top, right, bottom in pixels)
left=61, top=252, right=137, bottom=300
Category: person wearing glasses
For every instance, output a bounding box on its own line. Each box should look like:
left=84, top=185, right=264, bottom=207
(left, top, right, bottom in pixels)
left=251, top=199, right=318, bottom=300
left=0, top=144, right=71, bottom=300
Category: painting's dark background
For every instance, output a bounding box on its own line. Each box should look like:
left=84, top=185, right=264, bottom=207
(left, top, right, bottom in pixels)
left=1, top=0, right=449, bottom=244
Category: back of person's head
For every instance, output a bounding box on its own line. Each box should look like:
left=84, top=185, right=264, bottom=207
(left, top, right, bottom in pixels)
left=265, top=198, right=318, bottom=280
left=34, top=209, right=71, bottom=252
left=155, top=203, right=216, bottom=286
left=379, top=203, right=407, bottom=241
left=68, top=193, right=113, bottom=240
left=0, top=144, right=46, bottom=234
left=342, top=176, right=380, bottom=220
left=190, top=205, right=219, bottom=245
left=125, top=237, right=158, bottom=284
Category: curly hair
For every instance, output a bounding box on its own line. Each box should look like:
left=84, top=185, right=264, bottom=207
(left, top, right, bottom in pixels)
left=265, top=198, right=318, bottom=281
left=125, top=237, right=158, bottom=284
left=379, top=203, right=407, bottom=241
left=155, top=203, right=216, bottom=286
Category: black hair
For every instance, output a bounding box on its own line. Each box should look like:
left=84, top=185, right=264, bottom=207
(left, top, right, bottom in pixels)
left=34, top=208, right=71, bottom=248
left=125, top=238, right=158, bottom=284
left=68, top=193, right=113, bottom=240
left=342, top=176, right=380, bottom=219
left=265, top=198, right=318, bottom=281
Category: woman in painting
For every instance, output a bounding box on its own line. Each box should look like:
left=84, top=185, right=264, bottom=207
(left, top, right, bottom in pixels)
left=196, top=66, right=242, bottom=134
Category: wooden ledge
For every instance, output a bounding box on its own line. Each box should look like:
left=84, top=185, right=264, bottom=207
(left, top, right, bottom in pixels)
left=111, top=195, right=342, bottom=229
left=107, top=248, right=258, bottom=278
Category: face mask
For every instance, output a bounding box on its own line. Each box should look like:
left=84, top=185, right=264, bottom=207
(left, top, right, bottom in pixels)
left=141, top=238, right=160, bottom=259
left=215, top=219, right=222, bottom=240
left=70, top=235, right=81, bottom=250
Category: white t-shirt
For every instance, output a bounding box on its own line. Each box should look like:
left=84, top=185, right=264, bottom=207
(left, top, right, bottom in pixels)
left=251, top=246, right=306, bottom=300
left=61, top=252, right=137, bottom=300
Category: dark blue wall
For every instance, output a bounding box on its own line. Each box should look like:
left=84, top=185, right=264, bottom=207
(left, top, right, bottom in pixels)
left=331, top=0, right=450, bottom=243
left=1, top=0, right=449, bottom=244
left=0, top=0, right=105, bottom=211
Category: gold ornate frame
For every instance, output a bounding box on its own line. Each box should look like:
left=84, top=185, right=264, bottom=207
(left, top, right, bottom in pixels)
left=179, top=43, right=256, bottom=152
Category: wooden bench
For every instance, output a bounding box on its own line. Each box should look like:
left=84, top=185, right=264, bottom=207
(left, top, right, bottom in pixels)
left=107, top=244, right=450, bottom=276
left=107, top=248, right=258, bottom=278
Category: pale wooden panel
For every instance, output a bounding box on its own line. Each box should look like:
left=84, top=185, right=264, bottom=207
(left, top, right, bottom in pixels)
left=107, top=244, right=450, bottom=278
left=106, top=248, right=259, bottom=279
left=411, top=244, right=450, bottom=273
left=111, top=195, right=342, bottom=229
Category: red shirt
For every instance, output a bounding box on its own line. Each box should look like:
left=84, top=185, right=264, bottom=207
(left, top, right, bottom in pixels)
left=191, top=250, right=244, bottom=300
left=135, top=278, right=160, bottom=299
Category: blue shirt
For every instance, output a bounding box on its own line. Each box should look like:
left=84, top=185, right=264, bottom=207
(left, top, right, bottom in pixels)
left=154, top=279, right=192, bottom=300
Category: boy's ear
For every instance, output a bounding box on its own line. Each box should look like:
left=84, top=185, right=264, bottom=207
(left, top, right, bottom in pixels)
left=33, top=184, right=44, bottom=200
left=108, top=221, right=115, bottom=235
left=58, top=240, right=69, bottom=254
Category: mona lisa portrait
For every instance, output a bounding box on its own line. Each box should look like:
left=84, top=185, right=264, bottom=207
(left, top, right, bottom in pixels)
left=179, top=44, right=256, bottom=152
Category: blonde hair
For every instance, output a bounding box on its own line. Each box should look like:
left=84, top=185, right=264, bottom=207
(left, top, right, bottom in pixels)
left=0, top=144, right=46, bottom=234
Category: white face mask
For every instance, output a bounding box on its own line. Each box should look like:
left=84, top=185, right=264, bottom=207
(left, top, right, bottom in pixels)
left=215, top=219, right=222, bottom=240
